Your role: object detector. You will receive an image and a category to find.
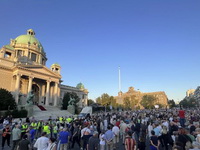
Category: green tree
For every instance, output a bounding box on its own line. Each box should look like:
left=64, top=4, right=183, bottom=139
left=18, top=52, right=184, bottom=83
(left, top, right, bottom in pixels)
left=168, top=99, right=176, bottom=108
left=140, top=95, right=156, bottom=109
left=130, top=95, right=139, bottom=109
left=88, top=99, right=95, bottom=106
left=62, top=92, right=71, bottom=110
left=123, top=97, right=131, bottom=110
left=180, top=97, right=197, bottom=108
left=96, top=94, right=117, bottom=110
left=0, top=88, right=16, bottom=110
left=96, top=93, right=111, bottom=106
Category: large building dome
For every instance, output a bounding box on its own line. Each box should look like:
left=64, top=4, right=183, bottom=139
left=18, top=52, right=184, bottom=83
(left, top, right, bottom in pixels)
left=14, top=29, right=44, bottom=54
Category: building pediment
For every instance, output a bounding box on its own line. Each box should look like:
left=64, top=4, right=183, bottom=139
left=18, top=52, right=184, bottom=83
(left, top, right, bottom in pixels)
left=13, top=65, right=61, bottom=80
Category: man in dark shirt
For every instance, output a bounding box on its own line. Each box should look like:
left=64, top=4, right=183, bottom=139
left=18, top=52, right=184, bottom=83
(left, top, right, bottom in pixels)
left=88, top=131, right=99, bottom=150
left=17, top=134, right=30, bottom=150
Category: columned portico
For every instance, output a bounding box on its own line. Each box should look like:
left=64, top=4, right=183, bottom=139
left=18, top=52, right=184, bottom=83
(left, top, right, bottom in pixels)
left=45, top=80, right=50, bottom=106
left=15, top=74, right=21, bottom=104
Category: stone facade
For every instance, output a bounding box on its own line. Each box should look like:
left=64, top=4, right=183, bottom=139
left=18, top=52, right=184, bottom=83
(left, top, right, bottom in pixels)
left=0, top=29, right=88, bottom=108
left=186, top=89, right=195, bottom=97
left=115, top=87, right=168, bottom=108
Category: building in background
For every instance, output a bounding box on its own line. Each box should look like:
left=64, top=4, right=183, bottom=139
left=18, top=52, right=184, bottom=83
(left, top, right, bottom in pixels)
left=115, top=87, right=168, bottom=108
left=0, top=29, right=88, bottom=108
left=186, top=89, right=195, bottom=97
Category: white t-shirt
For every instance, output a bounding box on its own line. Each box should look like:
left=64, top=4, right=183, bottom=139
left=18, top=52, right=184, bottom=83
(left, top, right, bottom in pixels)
left=100, top=134, right=106, bottom=145
left=34, top=136, right=49, bottom=150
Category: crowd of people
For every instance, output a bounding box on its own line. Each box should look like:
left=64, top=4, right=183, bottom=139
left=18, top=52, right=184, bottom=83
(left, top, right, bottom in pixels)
left=1, top=107, right=200, bottom=150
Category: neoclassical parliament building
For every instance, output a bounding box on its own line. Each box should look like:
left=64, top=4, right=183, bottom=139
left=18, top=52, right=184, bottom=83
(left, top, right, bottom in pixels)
left=0, top=29, right=88, bottom=108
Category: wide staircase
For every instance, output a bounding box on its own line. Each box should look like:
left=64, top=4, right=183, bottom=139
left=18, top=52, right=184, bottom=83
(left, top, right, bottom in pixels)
left=33, top=105, right=72, bottom=120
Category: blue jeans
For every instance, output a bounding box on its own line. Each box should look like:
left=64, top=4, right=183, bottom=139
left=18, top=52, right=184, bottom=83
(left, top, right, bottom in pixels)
left=180, top=118, right=185, bottom=127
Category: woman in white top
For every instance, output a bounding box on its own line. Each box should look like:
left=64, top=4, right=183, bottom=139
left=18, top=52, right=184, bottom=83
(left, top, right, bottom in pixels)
left=99, top=131, right=105, bottom=150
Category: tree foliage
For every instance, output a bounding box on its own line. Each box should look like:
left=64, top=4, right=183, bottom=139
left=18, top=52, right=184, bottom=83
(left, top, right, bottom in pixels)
left=88, top=99, right=95, bottom=106
left=123, top=97, right=131, bottom=110
left=62, top=92, right=80, bottom=111
left=0, top=88, right=17, bottom=110
left=130, top=95, right=139, bottom=109
left=96, top=93, right=116, bottom=109
left=140, top=95, right=157, bottom=109
left=168, top=99, right=176, bottom=108
left=179, top=98, right=197, bottom=108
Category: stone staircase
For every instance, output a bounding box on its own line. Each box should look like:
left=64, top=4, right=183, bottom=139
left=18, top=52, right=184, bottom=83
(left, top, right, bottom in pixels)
left=33, top=105, right=73, bottom=120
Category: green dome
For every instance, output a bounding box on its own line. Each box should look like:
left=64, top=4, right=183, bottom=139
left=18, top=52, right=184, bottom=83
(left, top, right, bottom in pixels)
left=14, top=29, right=44, bottom=53
left=76, top=83, right=85, bottom=89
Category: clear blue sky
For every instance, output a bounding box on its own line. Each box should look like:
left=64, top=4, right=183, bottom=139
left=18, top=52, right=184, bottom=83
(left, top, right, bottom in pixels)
left=1, top=0, right=200, bottom=101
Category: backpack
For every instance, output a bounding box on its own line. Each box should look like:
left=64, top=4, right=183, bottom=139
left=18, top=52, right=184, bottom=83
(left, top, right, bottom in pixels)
left=183, top=135, right=192, bottom=149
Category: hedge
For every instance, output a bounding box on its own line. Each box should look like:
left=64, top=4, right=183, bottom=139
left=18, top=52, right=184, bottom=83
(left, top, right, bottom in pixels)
left=1, top=109, right=28, bottom=118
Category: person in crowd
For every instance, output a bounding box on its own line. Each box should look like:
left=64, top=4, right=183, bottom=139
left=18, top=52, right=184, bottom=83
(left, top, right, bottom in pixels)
left=59, top=127, right=70, bottom=150
left=17, top=134, right=31, bottom=150
left=88, top=131, right=100, bottom=150
left=46, top=137, right=57, bottom=150
left=71, top=123, right=81, bottom=149
left=12, top=123, right=21, bottom=150
left=125, top=131, right=136, bottom=150
left=81, top=123, right=92, bottom=150
left=2, top=124, right=11, bottom=150
left=112, top=123, right=120, bottom=149
left=99, top=130, right=106, bottom=150
left=150, top=130, right=160, bottom=150
left=179, top=107, right=186, bottom=127
left=34, top=132, right=49, bottom=150
left=104, top=126, right=114, bottom=150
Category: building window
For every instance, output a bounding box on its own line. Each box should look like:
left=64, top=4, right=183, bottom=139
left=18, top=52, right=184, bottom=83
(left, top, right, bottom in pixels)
left=82, top=95, right=85, bottom=99
left=31, top=53, right=37, bottom=62
left=4, top=51, right=11, bottom=59
left=17, top=50, right=23, bottom=57
left=42, top=58, right=45, bottom=65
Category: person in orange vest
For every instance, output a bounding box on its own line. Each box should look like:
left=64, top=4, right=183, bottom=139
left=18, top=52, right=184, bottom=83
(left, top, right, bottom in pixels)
left=2, top=124, right=11, bottom=149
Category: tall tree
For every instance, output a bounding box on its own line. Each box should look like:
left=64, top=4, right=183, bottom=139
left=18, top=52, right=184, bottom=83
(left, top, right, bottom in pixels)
left=96, top=93, right=111, bottom=106
left=130, top=95, right=139, bottom=109
left=168, top=99, right=176, bottom=108
left=123, top=97, right=131, bottom=110
left=88, top=99, right=95, bottom=106
left=140, top=95, right=156, bottom=109
left=62, top=92, right=71, bottom=110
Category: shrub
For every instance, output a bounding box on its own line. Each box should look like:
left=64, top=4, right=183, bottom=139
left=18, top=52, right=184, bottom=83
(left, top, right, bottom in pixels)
left=12, top=109, right=19, bottom=118
left=5, top=110, right=12, bottom=116
left=0, top=88, right=17, bottom=110
left=19, top=109, right=28, bottom=118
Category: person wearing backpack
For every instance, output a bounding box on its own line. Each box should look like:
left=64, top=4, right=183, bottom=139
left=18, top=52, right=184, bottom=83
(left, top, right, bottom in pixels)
left=177, top=127, right=192, bottom=150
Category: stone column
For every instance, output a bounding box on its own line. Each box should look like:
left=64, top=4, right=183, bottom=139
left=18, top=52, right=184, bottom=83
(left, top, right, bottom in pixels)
left=15, top=74, right=21, bottom=104
left=45, top=81, right=50, bottom=106
left=27, top=76, right=33, bottom=93
left=53, top=82, right=58, bottom=106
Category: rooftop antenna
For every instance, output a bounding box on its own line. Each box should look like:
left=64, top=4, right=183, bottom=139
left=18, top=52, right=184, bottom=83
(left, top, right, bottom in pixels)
left=119, top=66, right=121, bottom=92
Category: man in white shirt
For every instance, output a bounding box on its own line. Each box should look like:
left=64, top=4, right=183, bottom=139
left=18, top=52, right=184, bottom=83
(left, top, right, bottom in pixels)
left=34, top=132, right=49, bottom=150
left=112, top=124, right=120, bottom=149
left=120, top=120, right=127, bottom=144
